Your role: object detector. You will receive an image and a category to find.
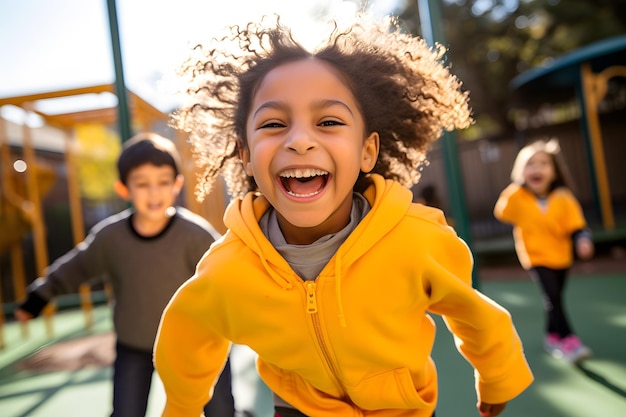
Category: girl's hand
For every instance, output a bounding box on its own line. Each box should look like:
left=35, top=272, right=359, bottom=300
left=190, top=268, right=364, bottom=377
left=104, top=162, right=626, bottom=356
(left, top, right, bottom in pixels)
left=576, top=238, right=594, bottom=260
left=477, top=401, right=507, bottom=416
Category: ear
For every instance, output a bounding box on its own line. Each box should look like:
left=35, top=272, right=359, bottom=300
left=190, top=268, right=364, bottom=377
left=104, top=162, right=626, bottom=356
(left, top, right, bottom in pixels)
left=238, top=142, right=253, bottom=176
left=360, top=132, right=380, bottom=173
left=173, top=174, right=185, bottom=195
left=114, top=181, right=130, bottom=200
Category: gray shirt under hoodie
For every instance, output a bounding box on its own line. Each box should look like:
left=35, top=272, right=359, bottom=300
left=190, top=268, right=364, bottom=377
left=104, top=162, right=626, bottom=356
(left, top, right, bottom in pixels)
left=260, top=193, right=370, bottom=410
left=25, top=207, right=219, bottom=351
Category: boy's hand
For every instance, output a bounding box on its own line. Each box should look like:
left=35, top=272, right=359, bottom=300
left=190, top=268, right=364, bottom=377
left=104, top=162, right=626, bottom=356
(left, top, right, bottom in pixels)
left=14, top=308, right=34, bottom=323
left=477, top=401, right=507, bottom=416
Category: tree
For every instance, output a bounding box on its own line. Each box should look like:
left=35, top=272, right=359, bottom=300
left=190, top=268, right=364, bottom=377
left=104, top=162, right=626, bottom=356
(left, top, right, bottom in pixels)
left=392, top=0, right=626, bottom=139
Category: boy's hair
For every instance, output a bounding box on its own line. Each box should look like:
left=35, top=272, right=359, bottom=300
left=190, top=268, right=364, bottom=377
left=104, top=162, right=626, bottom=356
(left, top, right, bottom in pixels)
left=172, top=15, right=472, bottom=200
left=510, top=138, right=573, bottom=191
left=117, top=132, right=181, bottom=185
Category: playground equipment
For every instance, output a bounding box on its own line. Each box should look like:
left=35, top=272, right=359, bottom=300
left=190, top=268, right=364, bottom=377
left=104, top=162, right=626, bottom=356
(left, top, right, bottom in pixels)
left=0, top=121, right=58, bottom=346
left=0, top=84, right=188, bottom=345
left=1, top=114, right=61, bottom=344
left=511, top=34, right=626, bottom=231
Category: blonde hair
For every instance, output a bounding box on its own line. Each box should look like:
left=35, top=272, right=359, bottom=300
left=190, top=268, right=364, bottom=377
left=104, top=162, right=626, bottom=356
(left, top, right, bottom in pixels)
left=510, top=138, right=574, bottom=191
left=172, top=15, right=473, bottom=200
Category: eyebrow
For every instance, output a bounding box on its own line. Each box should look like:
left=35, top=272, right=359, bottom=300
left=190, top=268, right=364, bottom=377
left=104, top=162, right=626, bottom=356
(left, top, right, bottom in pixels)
left=252, top=99, right=355, bottom=118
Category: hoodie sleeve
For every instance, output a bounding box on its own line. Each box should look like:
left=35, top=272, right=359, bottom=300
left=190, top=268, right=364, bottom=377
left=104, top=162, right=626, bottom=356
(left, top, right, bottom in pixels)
left=425, top=229, right=533, bottom=404
left=154, top=260, right=231, bottom=417
left=493, top=183, right=523, bottom=225
left=559, top=189, right=587, bottom=233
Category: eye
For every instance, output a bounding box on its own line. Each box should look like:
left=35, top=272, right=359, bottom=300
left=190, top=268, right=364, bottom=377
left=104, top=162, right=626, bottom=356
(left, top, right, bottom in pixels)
left=259, top=121, right=286, bottom=129
left=319, top=119, right=345, bottom=127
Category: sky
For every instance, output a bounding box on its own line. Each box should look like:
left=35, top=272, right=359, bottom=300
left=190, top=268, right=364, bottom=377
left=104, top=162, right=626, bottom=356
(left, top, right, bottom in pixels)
left=0, top=0, right=399, bottom=115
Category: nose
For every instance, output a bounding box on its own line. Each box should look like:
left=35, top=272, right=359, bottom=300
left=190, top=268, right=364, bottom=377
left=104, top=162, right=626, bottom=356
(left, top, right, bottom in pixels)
left=148, top=183, right=161, bottom=195
left=284, top=125, right=317, bottom=154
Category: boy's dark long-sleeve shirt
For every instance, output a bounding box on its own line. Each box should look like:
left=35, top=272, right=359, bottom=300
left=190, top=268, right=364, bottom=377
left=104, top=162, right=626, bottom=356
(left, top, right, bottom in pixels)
left=20, top=207, right=219, bottom=351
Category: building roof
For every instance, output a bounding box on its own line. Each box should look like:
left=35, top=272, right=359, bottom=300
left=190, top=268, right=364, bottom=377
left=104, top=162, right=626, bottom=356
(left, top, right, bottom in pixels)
left=510, top=35, right=626, bottom=93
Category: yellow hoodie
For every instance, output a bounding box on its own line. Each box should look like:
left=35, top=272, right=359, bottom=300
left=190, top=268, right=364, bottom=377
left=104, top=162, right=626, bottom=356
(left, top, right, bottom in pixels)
left=155, top=174, right=533, bottom=417
left=494, top=183, right=587, bottom=270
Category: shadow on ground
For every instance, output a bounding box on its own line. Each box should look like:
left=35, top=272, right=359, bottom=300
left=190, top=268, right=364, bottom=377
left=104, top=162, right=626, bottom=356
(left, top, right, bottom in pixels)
left=1, top=269, right=624, bottom=417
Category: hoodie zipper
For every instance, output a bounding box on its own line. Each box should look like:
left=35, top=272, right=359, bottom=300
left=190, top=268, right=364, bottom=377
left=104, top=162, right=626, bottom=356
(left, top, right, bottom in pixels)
left=304, top=281, right=347, bottom=398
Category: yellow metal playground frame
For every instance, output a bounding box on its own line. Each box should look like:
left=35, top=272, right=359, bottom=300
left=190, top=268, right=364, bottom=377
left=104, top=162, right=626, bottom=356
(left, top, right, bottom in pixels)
left=0, top=84, right=227, bottom=346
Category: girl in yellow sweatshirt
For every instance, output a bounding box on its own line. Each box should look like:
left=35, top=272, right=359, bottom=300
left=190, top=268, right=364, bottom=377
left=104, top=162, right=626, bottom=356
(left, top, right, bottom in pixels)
left=494, top=139, right=594, bottom=364
left=155, top=15, right=533, bottom=417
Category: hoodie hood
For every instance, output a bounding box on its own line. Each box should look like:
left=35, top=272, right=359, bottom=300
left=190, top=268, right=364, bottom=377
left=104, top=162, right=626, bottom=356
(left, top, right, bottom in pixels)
left=223, top=174, right=413, bottom=293
left=157, top=174, right=534, bottom=417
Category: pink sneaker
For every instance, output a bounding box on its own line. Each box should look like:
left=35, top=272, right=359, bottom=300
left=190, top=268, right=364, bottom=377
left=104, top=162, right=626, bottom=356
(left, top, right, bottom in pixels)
left=560, top=335, right=592, bottom=364
left=544, top=333, right=562, bottom=357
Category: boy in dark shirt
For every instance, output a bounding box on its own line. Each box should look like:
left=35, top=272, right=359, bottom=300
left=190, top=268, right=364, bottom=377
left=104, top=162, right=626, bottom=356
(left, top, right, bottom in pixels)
left=15, top=132, right=235, bottom=417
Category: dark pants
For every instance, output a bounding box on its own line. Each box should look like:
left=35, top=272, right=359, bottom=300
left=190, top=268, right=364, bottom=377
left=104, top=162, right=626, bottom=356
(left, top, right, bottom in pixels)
left=275, top=407, right=435, bottom=416
left=529, top=266, right=573, bottom=337
left=111, top=342, right=235, bottom=417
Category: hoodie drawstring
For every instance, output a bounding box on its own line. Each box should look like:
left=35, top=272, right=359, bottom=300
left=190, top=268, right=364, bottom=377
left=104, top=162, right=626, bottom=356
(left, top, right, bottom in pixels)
left=259, top=253, right=293, bottom=290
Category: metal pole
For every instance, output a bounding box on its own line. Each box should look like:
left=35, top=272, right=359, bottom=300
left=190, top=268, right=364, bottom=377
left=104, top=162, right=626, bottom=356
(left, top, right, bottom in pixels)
left=579, top=63, right=616, bottom=230
left=106, top=0, right=132, bottom=142
left=22, top=103, right=55, bottom=336
left=417, top=0, right=478, bottom=288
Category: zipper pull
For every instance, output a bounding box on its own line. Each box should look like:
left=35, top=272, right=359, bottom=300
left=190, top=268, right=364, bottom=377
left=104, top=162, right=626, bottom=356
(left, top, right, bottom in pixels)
left=305, top=282, right=317, bottom=314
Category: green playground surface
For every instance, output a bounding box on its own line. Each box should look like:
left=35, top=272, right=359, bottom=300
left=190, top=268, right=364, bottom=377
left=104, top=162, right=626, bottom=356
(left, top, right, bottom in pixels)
left=1, top=267, right=624, bottom=417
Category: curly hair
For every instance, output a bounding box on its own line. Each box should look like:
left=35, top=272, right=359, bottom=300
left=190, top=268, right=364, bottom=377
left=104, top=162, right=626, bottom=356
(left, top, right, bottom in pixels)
left=171, top=15, right=473, bottom=201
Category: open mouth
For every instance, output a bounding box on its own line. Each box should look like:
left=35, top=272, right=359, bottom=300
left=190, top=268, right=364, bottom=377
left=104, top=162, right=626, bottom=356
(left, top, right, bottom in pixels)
left=279, top=168, right=329, bottom=197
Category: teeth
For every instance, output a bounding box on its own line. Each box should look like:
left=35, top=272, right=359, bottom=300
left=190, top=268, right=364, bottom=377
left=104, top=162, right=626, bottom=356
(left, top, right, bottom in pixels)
left=279, top=168, right=328, bottom=178
left=286, top=190, right=321, bottom=197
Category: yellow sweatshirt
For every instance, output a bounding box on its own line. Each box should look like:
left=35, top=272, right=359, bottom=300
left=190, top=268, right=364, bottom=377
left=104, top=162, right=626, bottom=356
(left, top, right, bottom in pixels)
left=155, top=174, right=533, bottom=417
left=494, top=183, right=587, bottom=270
